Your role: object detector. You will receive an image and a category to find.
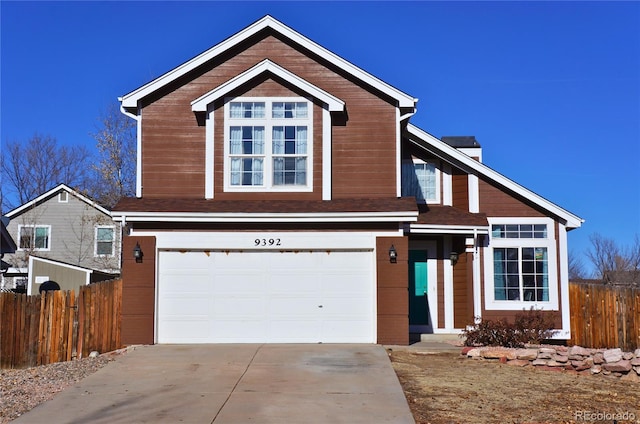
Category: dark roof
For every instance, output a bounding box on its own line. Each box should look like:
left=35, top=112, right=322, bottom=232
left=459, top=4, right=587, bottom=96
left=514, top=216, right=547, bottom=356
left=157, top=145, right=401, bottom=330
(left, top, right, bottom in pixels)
left=113, top=197, right=418, bottom=214
left=441, top=136, right=481, bottom=148
left=415, top=205, right=488, bottom=227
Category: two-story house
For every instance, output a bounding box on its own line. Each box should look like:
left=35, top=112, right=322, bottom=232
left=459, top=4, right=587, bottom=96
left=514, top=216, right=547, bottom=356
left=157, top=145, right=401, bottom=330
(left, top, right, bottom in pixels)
left=113, top=16, right=583, bottom=345
left=3, top=184, right=121, bottom=294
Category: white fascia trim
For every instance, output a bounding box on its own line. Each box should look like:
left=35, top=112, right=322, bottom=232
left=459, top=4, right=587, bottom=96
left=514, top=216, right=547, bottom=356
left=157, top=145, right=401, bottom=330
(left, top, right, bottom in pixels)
left=118, top=105, right=142, bottom=198
left=205, top=103, right=215, bottom=199
left=406, top=124, right=584, bottom=229
left=410, top=224, right=489, bottom=235
left=113, top=211, right=418, bottom=223
left=468, top=173, right=479, bottom=213
left=122, top=16, right=417, bottom=109
left=192, top=59, right=345, bottom=113
left=442, top=163, right=452, bottom=206
left=558, top=222, right=571, bottom=339
left=443, top=236, right=454, bottom=330
left=6, top=184, right=111, bottom=218
left=322, top=106, right=332, bottom=200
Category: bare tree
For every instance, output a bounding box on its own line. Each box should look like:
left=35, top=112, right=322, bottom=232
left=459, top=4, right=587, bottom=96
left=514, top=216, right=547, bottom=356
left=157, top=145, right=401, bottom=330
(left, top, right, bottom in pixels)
left=1, top=134, right=92, bottom=211
left=568, top=251, right=586, bottom=280
left=91, top=103, right=136, bottom=208
left=586, top=233, right=640, bottom=283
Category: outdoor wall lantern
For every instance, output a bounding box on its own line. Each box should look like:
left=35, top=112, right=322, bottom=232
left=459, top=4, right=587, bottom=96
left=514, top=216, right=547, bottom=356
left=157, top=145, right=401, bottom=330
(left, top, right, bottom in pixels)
left=449, top=251, right=459, bottom=266
left=133, top=242, right=143, bottom=263
left=388, top=245, right=397, bottom=263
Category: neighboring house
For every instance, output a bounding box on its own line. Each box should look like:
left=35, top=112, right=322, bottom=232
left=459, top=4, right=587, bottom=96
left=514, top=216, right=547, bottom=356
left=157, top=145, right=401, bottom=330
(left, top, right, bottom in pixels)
left=3, top=184, right=121, bottom=292
left=1, top=216, right=18, bottom=290
left=25, top=256, right=117, bottom=295
left=112, top=16, right=583, bottom=345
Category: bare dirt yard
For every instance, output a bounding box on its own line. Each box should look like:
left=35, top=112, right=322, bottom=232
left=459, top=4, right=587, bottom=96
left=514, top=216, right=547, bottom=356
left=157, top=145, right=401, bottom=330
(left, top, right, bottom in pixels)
left=389, top=350, right=639, bottom=424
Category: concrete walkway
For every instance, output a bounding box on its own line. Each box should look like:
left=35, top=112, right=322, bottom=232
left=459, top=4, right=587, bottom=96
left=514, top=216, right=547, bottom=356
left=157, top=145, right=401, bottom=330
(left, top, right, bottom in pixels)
left=14, top=344, right=415, bottom=424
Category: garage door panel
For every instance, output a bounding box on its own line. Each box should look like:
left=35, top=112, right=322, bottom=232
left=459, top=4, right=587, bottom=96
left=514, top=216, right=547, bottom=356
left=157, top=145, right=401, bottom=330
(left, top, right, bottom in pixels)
left=158, top=249, right=374, bottom=343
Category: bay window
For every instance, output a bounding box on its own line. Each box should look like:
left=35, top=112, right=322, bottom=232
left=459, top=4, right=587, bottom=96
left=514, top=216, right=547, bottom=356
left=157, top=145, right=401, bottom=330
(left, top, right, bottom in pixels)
left=224, top=98, right=312, bottom=191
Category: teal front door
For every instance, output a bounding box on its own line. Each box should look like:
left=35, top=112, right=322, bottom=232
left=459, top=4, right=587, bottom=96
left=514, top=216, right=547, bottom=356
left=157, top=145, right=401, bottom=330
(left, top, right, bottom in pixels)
left=409, top=250, right=432, bottom=333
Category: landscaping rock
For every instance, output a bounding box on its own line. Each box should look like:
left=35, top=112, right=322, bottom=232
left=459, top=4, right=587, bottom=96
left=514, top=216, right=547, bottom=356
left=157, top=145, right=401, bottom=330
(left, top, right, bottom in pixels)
left=465, top=348, right=482, bottom=358
left=603, top=360, right=632, bottom=373
left=482, top=347, right=516, bottom=360
left=635, top=349, right=640, bottom=358
left=632, top=357, right=640, bottom=366
left=532, top=359, right=548, bottom=366
left=634, top=366, right=640, bottom=376
left=514, top=349, right=538, bottom=361
left=621, top=371, right=639, bottom=382
left=568, top=346, right=591, bottom=357
left=546, top=360, right=565, bottom=367
left=591, top=365, right=602, bottom=374
left=622, top=352, right=634, bottom=360
left=593, top=353, right=605, bottom=364
left=551, top=354, right=568, bottom=363
left=507, top=359, right=529, bottom=367
left=603, top=348, right=623, bottom=363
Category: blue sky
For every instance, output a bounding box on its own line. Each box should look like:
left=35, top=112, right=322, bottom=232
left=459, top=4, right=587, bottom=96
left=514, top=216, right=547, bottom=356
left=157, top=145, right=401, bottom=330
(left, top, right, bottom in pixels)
left=2, top=1, right=639, bottom=273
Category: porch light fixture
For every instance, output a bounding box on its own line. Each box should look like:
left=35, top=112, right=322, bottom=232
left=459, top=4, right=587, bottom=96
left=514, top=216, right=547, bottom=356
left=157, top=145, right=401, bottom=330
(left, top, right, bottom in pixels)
left=133, top=242, right=143, bottom=263
left=388, top=245, right=397, bottom=263
left=449, top=251, right=459, bottom=266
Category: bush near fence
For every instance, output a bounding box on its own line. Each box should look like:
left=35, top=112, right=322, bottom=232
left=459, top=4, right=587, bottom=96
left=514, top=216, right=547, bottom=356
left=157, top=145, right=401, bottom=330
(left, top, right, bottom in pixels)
left=0, top=279, right=122, bottom=369
left=569, top=282, right=640, bottom=351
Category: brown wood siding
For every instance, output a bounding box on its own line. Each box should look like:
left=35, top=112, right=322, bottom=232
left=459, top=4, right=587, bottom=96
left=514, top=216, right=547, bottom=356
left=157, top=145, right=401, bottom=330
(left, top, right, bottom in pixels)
left=451, top=169, right=469, bottom=210
left=453, top=237, right=473, bottom=329
left=139, top=34, right=398, bottom=200
left=121, top=236, right=156, bottom=345
left=478, top=177, right=545, bottom=217
left=376, top=236, right=408, bottom=345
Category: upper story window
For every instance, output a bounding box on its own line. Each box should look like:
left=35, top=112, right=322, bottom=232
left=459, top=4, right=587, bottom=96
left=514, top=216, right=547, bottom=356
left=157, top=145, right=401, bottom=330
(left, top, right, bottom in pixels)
left=58, top=192, right=68, bottom=203
left=95, top=226, right=115, bottom=256
left=224, top=97, right=312, bottom=192
left=492, top=224, right=547, bottom=239
left=18, top=225, right=51, bottom=251
left=402, top=159, right=440, bottom=203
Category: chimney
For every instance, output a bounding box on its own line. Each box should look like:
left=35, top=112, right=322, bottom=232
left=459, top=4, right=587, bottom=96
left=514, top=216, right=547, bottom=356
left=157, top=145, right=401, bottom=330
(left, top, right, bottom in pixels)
left=441, top=136, right=482, bottom=162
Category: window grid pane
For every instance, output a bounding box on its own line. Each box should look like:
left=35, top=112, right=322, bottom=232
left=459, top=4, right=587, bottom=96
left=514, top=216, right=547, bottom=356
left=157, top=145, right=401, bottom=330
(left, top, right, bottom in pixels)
left=492, top=224, right=548, bottom=239
left=493, top=246, right=549, bottom=302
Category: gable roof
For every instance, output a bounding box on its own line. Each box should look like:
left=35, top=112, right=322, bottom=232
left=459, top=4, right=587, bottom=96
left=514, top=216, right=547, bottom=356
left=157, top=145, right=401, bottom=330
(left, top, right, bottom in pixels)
left=5, top=184, right=111, bottom=218
left=191, top=59, right=345, bottom=112
left=405, top=124, right=584, bottom=229
left=120, top=15, right=417, bottom=112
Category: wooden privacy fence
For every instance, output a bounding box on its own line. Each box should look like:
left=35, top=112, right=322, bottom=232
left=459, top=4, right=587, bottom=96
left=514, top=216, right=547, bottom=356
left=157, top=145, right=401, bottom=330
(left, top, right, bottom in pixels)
left=569, top=282, right=640, bottom=351
left=0, top=279, right=122, bottom=369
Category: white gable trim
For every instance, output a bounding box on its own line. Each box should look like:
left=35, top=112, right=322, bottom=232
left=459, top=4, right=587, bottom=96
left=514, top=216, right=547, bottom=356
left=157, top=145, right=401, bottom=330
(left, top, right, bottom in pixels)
left=6, top=184, right=111, bottom=218
left=121, top=15, right=416, bottom=110
left=191, top=59, right=345, bottom=112
left=406, top=124, right=584, bottom=229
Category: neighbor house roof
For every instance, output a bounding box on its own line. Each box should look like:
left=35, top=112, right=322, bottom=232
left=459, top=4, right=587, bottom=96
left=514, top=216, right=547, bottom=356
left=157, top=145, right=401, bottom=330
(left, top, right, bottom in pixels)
left=1, top=216, right=17, bottom=254
left=120, top=15, right=417, bottom=112
left=5, top=184, right=111, bottom=218
left=405, top=124, right=584, bottom=229
left=112, top=197, right=419, bottom=223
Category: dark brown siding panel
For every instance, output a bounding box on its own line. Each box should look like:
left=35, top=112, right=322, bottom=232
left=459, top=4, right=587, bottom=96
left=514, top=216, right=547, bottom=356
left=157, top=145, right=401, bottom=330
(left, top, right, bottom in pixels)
left=452, top=170, right=469, bottom=211
left=376, top=236, right=408, bottom=345
left=478, top=178, right=545, bottom=217
left=121, top=236, right=156, bottom=345
left=453, top=243, right=470, bottom=329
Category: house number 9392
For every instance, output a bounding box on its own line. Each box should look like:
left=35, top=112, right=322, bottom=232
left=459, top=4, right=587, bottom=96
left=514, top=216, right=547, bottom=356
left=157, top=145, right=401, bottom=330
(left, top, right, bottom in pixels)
left=254, top=238, right=281, bottom=247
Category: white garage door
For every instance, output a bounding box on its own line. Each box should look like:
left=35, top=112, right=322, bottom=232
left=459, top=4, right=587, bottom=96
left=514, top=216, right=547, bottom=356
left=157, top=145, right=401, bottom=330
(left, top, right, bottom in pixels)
left=157, top=250, right=375, bottom=343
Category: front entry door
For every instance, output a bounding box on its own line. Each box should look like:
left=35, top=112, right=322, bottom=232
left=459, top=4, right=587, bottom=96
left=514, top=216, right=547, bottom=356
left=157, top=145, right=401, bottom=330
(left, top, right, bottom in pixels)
left=409, top=250, right=433, bottom=333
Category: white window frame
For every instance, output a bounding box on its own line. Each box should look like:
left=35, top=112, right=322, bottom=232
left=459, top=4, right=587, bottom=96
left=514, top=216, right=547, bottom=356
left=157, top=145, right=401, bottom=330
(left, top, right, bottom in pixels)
left=223, top=96, right=313, bottom=193
left=95, top=226, right=115, bottom=257
left=58, top=192, right=68, bottom=203
left=403, top=159, right=441, bottom=204
left=17, top=225, right=51, bottom=251
left=483, top=217, right=558, bottom=310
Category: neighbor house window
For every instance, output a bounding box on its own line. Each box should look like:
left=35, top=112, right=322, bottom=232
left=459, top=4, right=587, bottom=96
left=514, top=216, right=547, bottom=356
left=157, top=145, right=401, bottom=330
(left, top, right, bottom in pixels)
left=485, top=219, right=558, bottom=310
left=225, top=98, right=312, bottom=191
left=402, top=159, right=440, bottom=203
left=95, top=227, right=115, bottom=256
left=18, top=225, right=51, bottom=251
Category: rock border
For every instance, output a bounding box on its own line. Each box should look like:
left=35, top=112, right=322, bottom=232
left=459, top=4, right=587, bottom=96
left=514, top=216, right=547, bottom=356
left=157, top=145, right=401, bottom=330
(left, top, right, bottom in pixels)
left=462, top=345, right=640, bottom=382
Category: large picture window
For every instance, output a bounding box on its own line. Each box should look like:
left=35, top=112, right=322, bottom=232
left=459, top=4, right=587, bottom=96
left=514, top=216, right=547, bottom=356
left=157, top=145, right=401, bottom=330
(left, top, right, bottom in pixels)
left=18, top=225, right=50, bottom=251
left=484, top=218, right=558, bottom=310
left=225, top=98, right=312, bottom=191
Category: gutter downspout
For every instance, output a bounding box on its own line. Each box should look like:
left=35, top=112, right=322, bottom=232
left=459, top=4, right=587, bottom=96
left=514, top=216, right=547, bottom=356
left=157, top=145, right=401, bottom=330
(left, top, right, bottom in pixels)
left=118, top=100, right=142, bottom=198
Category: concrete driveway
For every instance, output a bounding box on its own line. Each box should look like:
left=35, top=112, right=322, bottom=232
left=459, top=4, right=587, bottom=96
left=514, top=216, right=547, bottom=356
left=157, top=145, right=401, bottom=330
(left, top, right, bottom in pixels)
left=14, top=344, right=415, bottom=423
